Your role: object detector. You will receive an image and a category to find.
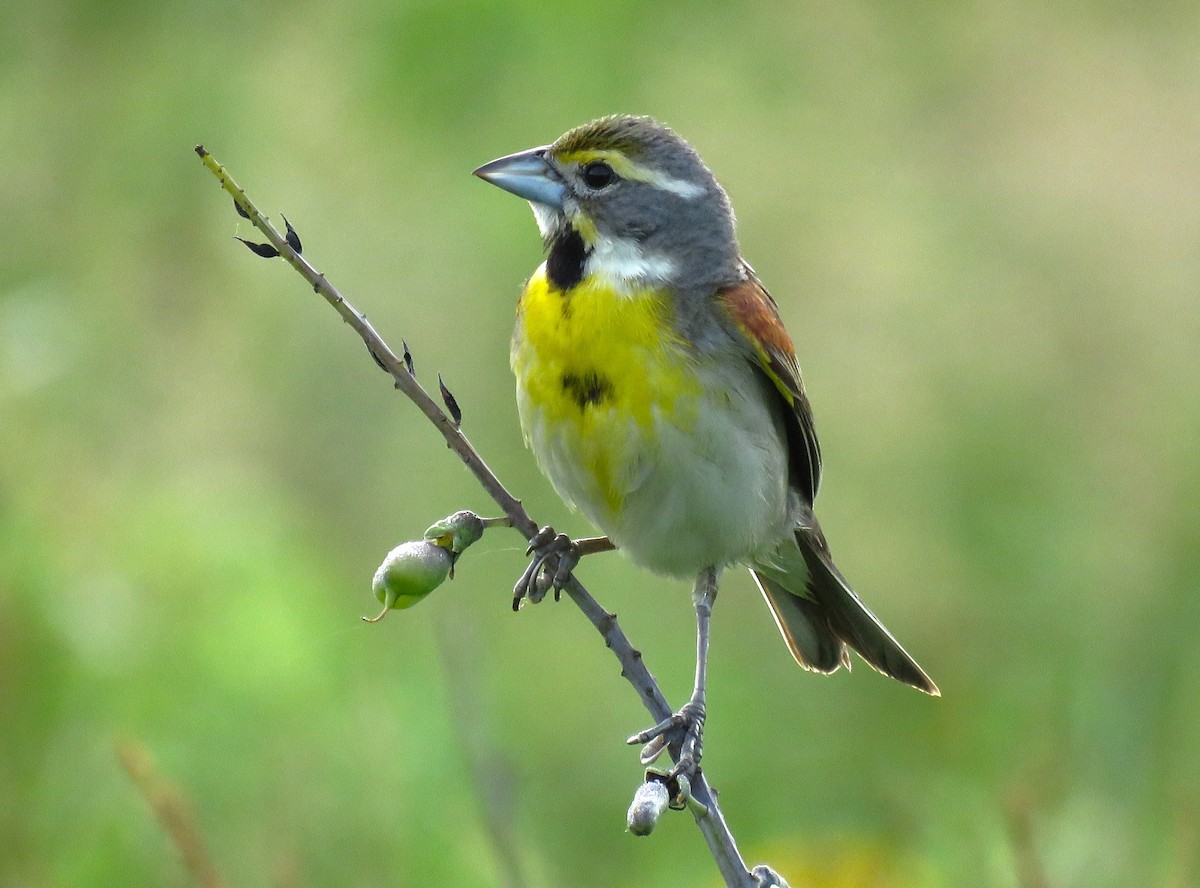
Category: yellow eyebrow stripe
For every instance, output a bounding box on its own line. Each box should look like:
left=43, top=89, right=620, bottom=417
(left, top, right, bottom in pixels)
left=556, top=149, right=646, bottom=180
left=556, top=149, right=704, bottom=198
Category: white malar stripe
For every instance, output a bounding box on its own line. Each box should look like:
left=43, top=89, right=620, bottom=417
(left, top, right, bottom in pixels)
left=584, top=235, right=677, bottom=292
left=529, top=201, right=560, bottom=239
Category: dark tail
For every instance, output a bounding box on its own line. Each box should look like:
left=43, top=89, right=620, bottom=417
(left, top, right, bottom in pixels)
left=753, top=528, right=939, bottom=696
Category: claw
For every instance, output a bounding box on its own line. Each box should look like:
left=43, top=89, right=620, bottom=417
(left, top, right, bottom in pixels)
left=627, top=700, right=706, bottom=779
left=551, top=539, right=580, bottom=589
left=512, top=526, right=581, bottom=608
left=524, top=525, right=556, bottom=557
left=638, top=733, right=668, bottom=765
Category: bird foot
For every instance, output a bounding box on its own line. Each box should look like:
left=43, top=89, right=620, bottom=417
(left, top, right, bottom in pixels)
left=512, top=526, right=581, bottom=609
left=627, top=699, right=706, bottom=779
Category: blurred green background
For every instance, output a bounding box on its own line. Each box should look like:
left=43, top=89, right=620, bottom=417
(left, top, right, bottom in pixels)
left=2, top=1, right=1198, bottom=886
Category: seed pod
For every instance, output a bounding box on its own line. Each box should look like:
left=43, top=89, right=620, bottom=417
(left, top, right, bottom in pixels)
left=627, top=779, right=670, bottom=836
left=367, top=540, right=452, bottom=620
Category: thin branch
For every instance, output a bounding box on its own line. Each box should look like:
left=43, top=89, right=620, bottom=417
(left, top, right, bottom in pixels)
left=1004, top=791, right=1050, bottom=888
left=117, top=736, right=230, bottom=888
left=195, top=145, right=769, bottom=888
left=1169, top=795, right=1199, bottom=888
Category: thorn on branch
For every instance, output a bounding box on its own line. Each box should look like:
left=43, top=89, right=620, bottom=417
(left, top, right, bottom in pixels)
left=438, top=373, right=462, bottom=426
left=281, top=214, right=302, bottom=253
left=235, top=237, right=279, bottom=259
left=231, top=196, right=250, bottom=219
left=402, top=340, right=415, bottom=376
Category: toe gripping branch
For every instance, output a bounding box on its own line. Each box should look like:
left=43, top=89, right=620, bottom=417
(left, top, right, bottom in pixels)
left=512, top=527, right=614, bottom=609
left=513, top=526, right=581, bottom=608
left=627, top=699, right=707, bottom=780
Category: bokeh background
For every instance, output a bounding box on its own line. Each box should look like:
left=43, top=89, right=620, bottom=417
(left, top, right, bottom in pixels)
left=2, top=2, right=1198, bottom=886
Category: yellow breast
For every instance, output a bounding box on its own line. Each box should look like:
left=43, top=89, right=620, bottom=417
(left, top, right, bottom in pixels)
left=510, top=265, right=700, bottom=517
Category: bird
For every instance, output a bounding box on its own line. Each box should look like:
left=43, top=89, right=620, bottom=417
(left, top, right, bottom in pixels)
left=473, top=115, right=938, bottom=775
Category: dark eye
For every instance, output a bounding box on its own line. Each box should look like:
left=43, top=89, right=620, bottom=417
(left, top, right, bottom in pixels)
left=581, top=160, right=618, bottom=190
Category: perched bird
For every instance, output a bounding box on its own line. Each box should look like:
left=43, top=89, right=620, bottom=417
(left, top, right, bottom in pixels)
left=474, top=115, right=937, bottom=774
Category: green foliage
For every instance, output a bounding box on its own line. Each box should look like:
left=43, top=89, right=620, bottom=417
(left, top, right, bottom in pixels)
left=2, top=1, right=1199, bottom=885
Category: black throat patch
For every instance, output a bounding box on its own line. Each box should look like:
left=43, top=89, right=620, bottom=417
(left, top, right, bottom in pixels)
left=561, top=370, right=613, bottom=409
left=546, top=225, right=588, bottom=290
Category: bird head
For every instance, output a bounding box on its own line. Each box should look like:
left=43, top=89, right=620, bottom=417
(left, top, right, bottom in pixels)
left=474, top=115, right=740, bottom=291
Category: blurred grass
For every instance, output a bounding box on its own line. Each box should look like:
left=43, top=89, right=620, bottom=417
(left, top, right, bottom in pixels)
left=1, top=1, right=1198, bottom=886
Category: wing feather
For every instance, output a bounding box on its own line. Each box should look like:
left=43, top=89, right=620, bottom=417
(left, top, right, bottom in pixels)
left=717, top=267, right=822, bottom=504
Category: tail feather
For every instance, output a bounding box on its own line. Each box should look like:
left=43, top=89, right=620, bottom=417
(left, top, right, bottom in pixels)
left=753, top=529, right=939, bottom=696
left=752, top=570, right=849, bottom=674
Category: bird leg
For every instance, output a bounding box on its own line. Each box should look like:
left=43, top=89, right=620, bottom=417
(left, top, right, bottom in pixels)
left=628, top=567, right=719, bottom=778
left=512, top=527, right=615, bottom=608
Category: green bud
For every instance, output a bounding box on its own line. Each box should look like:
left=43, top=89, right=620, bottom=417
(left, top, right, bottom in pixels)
left=366, top=540, right=452, bottom=622
left=423, top=510, right=485, bottom=555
